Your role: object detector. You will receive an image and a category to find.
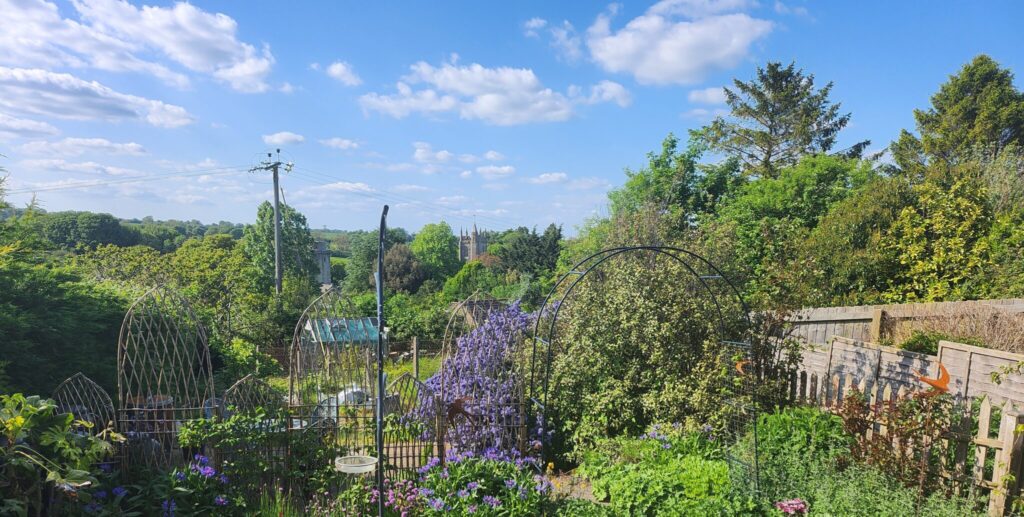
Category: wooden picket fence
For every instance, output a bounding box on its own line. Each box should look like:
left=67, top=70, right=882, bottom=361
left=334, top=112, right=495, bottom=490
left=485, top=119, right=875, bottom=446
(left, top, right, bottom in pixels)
left=787, top=337, right=1024, bottom=515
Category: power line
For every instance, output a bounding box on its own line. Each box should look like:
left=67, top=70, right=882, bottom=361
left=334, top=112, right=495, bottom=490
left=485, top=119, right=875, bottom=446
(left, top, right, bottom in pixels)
left=249, top=150, right=292, bottom=295
left=288, top=168, right=512, bottom=231
left=291, top=165, right=521, bottom=229
left=6, top=165, right=248, bottom=195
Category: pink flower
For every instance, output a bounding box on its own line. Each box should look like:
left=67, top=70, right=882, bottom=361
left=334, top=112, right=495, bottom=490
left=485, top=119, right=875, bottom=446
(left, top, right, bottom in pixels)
left=775, top=498, right=808, bottom=514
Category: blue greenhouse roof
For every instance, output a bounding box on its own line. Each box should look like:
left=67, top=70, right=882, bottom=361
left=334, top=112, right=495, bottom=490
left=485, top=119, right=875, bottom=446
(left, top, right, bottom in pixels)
left=304, top=317, right=380, bottom=346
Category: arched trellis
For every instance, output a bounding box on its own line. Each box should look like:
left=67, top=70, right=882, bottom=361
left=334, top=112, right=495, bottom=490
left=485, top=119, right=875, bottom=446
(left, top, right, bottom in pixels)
left=434, top=292, right=529, bottom=459
left=530, top=246, right=761, bottom=491
left=52, top=373, right=116, bottom=435
left=287, top=286, right=380, bottom=481
left=224, top=374, right=283, bottom=417
left=117, top=286, right=216, bottom=471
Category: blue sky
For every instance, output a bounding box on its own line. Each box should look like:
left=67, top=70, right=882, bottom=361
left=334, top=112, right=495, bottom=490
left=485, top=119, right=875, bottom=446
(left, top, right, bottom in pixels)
left=1, top=0, right=1021, bottom=234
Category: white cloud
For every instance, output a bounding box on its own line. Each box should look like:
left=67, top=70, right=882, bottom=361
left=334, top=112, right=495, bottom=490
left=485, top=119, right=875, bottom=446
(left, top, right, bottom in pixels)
left=568, top=177, right=612, bottom=190
left=523, top=17, right=547, bottom=37
left=682, top=107, right=728, bottom=119
left=586, top=0, right=772, bottom=85
left=393, top=183, right=430, bottom=193
left=20, top=137, right=145, bottom=156
left=688, top=86, right=727, bottom=104
left=360, top=58, right=627, bottom=125
left=437, top=195, right=468, bottom=206
left=584, top=80, right=632, bottom=107
left=550, top=21, right=583, bottom=62
left=412, top=142, right=454, bottom=163
left=0, top=67, right=193, bottom=127
left=326, top=61, right=362, bottom=86
left=0, top=112, right=59, bottom=139
left=484, top=150, right=504, bottom=161
left=475, top=164, right=515, bottom=180
left=528, top=172, right=568, bottom=184
left=262, top=131, right=304, bottom=145
left=20, top=157, right=138, bottom=176
left=320, top=137, right=359, bottom=150
left=0, top=0, right=275, bottom=92
left=279, top=82, right=295, bottom=94
left=321, top=181, right=373, bottom=193
left=774, top=1, right=811, bottom=17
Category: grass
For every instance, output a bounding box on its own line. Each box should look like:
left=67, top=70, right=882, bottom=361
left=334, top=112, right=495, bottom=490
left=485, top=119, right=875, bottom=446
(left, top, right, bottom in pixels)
left=384, top=355, right=442, bottom=382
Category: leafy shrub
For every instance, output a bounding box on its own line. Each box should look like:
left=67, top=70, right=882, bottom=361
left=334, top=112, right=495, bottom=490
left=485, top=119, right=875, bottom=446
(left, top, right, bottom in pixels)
left=898, top=330, right=949, bottom=354
left=1, top=394, right=120, bottom=516
left=178, top=410, right=287, bottom=506
left=548, top=254, right=741, bottom=456
left=551, top=498, right=614, bottom=516
left=417, top=449, right=553, bottom=516
left=733, top=406, right=850, bottom=502
left=578, top=426, right=756, bottom=516
left=840, top=389, right=957, bottom=496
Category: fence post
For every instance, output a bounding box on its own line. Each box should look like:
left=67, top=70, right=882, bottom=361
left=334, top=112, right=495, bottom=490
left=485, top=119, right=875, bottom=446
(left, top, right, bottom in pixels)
left=413, top=336, right=419, bottom=380
left=989, top=411, right=1024, bottom=516
left=869, top=309, right=885, bottom=343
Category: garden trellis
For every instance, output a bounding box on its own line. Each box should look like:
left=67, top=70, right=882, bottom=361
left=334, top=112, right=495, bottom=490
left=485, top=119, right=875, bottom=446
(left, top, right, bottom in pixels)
left=52, top=372, right=116, bottom=436
left=530, top=246, right=763, bottom=492
left=434, top=293, right=530, bottom=459
left=116, top=286, right=216, bottom=471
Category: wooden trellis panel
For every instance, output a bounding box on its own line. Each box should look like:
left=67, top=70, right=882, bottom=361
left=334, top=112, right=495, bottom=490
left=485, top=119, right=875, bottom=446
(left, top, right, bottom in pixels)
left=52, top=372, right=116, bottom=435
left=117, top=287, right=215, bottom=471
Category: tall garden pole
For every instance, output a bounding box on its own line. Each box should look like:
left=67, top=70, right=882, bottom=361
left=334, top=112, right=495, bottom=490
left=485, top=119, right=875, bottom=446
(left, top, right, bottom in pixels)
left=374, top=205, right=389, bottom=517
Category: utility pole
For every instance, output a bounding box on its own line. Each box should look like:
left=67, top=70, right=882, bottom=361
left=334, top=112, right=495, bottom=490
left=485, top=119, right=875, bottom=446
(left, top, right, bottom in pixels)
left=249, top=149, right=292, bottom=294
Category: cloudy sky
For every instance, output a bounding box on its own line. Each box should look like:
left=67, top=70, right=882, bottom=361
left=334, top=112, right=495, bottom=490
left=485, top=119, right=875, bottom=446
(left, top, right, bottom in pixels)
left=1, top=0, right=1021, bottom=233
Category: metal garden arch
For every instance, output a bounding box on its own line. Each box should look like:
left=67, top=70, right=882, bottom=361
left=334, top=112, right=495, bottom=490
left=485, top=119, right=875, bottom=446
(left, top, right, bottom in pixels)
left=529, top=245, right=761, bottom=491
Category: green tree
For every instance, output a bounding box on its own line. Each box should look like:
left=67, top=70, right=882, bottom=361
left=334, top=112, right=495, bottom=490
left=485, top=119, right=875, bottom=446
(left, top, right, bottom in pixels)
left=881, top=175, right=993, bottom=302
left=608, top=133, right=704, bottom=216
left=913, top=55, right=1024, bottom=165
left=703, top=62, right=855, bottom=179
left=383, top=243, right=426, bottom=293
left=442, top=261, right=498, bottom=302
left=410, top=221, right=459, bottom=281
left=242, top=201, right=317, bottom=291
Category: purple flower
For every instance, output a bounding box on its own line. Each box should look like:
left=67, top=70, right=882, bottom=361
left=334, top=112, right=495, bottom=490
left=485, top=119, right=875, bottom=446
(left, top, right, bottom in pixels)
left=504, top=478, right=517, bottom=488
left=98, top=463, right=113, bottom=473
left=199, top=466, right=216, bottom=478
left=193, top=454, right=209, bottom=466
left=161, top=499, right=176, bottom=517
left=112, top=486, right=127, bottom=498
left=214, top=496, right=228, bottom=506
left=419, top=488, right=434, bottom=497
left=174, top=471, right=186, bottom=482
left=457, top=489, right=469, bottom=498
left=482, top=495, right=501, bottom=508
left=94, top=490, right=107, bottom=500
left=466, top=481, right=479, bottom=490
left=85, top=502, right=102, bottom=513
left=662, top=442, right=671, bottom=449
left=467, top=504, right=478, bottom=514
left=218, top=474, right=229, bottom=484
left=429, top=498, right=445, bottom=511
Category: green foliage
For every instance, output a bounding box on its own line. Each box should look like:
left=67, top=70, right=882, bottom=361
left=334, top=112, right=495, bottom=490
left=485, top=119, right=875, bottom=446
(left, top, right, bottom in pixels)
left=384, top=291, right=447, bottom=341
left=489, top=224, right=562, bottom=276
left=914, top=55, right=1024, bottom=163
left=442, top=261, right=499, bottom=302
left=1, top=394, right=120, bottom=516
left=418, top=455, right=555, bottom=516
left=242, top=201, right=317, bottom=291
left=897, top=330, right=949, bottom=354
left=702, top=61, right=855, bottom=179
left=578, top=427, right=756, bottom=516
left=383, top=243, right=426, bottom=293
left=0, top=254, right=128, bottom=395
left=410, top=221, right=460, bottom=282
left=548, top=253, right=739, bottom=455
left=734, top=407, right=851, bottom=503
left=881, top=175, right=992, bottom=301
